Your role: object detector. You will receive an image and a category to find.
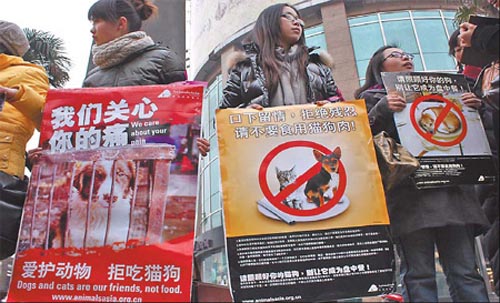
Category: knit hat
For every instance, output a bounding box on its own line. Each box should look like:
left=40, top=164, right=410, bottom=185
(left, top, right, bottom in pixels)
left=0, top=20, right=30, bottom=56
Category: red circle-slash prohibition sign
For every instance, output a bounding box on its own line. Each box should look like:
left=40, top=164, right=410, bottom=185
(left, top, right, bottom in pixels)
left=410, top=94, right=467, bottom=147
left=258, top=141, right=347, bottom=217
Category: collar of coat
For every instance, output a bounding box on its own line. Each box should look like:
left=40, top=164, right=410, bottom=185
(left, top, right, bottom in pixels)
left=225, top=42, right=335, bottom=73
left=0, top=53, right=46, bottom=72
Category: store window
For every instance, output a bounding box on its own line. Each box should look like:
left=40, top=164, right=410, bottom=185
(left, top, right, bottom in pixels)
left=349, top=10, right=458, bottom=84
left=201, top=249, right=228, bottom=285
left=305, top=24, right=327, bottom=52
left=199, top=75, right=223, bottom=234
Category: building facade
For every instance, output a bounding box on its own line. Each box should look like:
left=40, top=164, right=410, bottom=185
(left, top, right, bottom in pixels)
left=190, top=0, right=495, bottom=298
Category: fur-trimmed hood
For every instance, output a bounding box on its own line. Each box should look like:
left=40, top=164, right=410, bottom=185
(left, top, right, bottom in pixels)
left=224, top=43, right=335, bottom=73
left=220, top=42, right=344, bottom=108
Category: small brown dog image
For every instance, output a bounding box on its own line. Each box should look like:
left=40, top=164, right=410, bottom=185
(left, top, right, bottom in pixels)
left=418, top=106, right=461, bottom=135
left=304, top=147, right=341, bottom=208
left=51, top=160, right=136, bottom=248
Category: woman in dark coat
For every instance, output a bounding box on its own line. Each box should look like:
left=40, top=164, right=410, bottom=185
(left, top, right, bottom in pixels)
left=219, top=3, right=343, bottom=109
left=196, top=3, right=344, bottom=156
left=355, top=45, right=490, bottom=302
left=83, top=0, right=186, bottom=87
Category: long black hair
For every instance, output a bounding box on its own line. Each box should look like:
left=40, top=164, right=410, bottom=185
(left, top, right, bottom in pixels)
left=250, top=3, right=308, bottom=96
left=354, top=45, right=397, bottom=99
left=88, top=0, right=157, bottom=32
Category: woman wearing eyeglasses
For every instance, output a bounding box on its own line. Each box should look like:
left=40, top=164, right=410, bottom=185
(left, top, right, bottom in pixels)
left=197, top=3, right=344, bottom=156
left=219, top=3, right=343, bottom=109
left=355, top=45, right=490, bottom=302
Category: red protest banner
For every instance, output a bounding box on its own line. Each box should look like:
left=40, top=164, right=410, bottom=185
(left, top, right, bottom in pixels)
left=7, top=82, right=205, bottom=303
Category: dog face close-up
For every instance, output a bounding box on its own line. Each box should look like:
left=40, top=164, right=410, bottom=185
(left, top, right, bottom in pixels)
left=52, top=160, right=137, bottom=248
left=314, top=147, right=341, bottom=173
left=73, top=160, right=136, bottom=208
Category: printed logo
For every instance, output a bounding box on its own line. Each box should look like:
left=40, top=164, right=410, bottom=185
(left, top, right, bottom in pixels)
left=368, top=284, right=379, bottom=292
left=158, top=89, right=172, bottom=98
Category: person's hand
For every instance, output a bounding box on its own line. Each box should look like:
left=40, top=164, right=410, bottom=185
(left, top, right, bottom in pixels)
left=27, top=147, right=43, bottom=166
left=0, top=86, right=19, bottom=102
left=246, top=103, right=264, bottom=110
left=197, top=138, right=210, bottom=157
left=386, top=92, right=407, bottom=112
left=459, top=22, right=477, bottom=48
left=315, top=100, right=330, bottom=106
left=461, top=92, right=482, bottom=109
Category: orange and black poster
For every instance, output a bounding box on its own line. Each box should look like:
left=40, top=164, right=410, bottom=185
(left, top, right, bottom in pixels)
left=382, top=71, right=497, bottom=189
left=7, top=82, right=205, bottom=302
left=216, top=101, right=395, bottom=302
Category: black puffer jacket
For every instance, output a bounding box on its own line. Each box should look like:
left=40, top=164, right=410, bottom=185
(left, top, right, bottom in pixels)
left=83, top=44, right=186, bottom=87
left=220, top=43, right=343, bottom=108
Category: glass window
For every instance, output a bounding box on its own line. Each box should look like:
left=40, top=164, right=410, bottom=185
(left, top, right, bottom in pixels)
left=382, top=20, right=419, bottom=53
left=350, top=23, right=384, bottom=61
left=412, top=55, right=425, bottom=72
left=208, top=75, right=222, bottom=137
left=348, top=15, right=378, bottom=26
left=422, top=53, right=455, bottom=71
left=305, top=25, right=327, bottom=51
left=199, top=74, right=223, bottom=234
left=210, top=191, right=220, bottom=213
left=445, top=19, right=457, bottom=35
left=211, top=210, right=222, bottom=229
left=443, top=11, right=456, bottom=19
left=202, top=166, right=210, bottom=225
left=349, top=9, right=457, bottom=82
left=356, top=59, right=370, bottom=79
left=201, top=249, right=227, bottom=284
left=210, top=158, right=220, bottom=196
left=412, top=11, right=441, bottom=18
left=209, top=134, right=219, bottom=161
left=414, top=19, right=449, bottom=53
left=380, top=11, right=409, bottom=20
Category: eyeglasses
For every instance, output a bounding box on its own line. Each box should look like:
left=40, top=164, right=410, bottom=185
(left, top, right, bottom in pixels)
left=383, top=51, right=414, bottom=61
left=281, top=13, right=305, bottom=27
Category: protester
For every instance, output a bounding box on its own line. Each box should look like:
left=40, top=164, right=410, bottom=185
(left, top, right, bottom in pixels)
left=197, top=3, right=344, bottom=155
left=0, top=20, right=49, bottom=260
left=83, top=0, right=186, bottom=87
left=355, top=45, right=491, bottom=302
left=459, top=2, right=500, bottom=293
left=459, top=0, right=499, bottom=57
left=448, top=29, right=483, bottom=83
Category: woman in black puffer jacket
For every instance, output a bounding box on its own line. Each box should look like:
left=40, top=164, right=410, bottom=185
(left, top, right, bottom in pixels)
left=221, top=43, right=343, bottom=108
left=197, top=3, right=344, bottom=156
left=83, top=0, right=186, bottom=88
left=219, top=3, right=343, bottom=109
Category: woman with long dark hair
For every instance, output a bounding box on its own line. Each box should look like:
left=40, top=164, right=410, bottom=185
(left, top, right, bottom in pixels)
left=356, top=45, right=490, bottom=302
left=196, top=3, right=344, bottom=156
left=220, top=3, right=343, bottom=109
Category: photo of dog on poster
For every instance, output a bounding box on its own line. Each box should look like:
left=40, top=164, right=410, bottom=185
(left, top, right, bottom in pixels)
left=50, top=160, right=135, bottom=248
left=257, top=144, right=350, bottom=224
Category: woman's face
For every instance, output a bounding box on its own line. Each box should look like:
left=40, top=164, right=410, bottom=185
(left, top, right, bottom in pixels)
left=90, top=18, right=125, bottom=46
left=453, top=43, right=463, bottom=63
left=279, top=6, right=303, bottom=50
left=381, top=48, right=414, bottom=72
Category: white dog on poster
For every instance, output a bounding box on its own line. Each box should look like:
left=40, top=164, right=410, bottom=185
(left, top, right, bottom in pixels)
left=51, top=160, right=135, bottom=248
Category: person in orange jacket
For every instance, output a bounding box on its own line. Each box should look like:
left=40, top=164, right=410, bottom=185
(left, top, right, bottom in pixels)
left=0, top=20, right=49, bottom=260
